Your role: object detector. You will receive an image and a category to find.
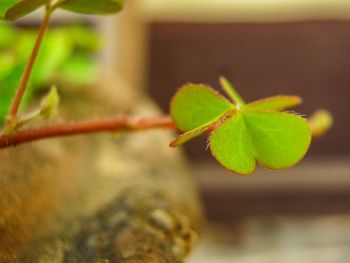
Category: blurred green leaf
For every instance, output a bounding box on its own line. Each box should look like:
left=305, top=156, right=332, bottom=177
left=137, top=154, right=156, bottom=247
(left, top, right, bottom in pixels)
left=40, top=85, right=59, bottom=119
left=0, top=22, right=16, bottom=48
left=1, top=0, right=48, bottom=20
left=0, top=24, right=100, bottom=125
left=58, top=54, right=97, bottom=86
left=56, top=0, right=124, bottom=15
left=309, top=109, right=333, bottom=138
left=13, top=31, right=36, bottom=58
left=0, top=0, right=18, bottom=19
left=32, top=30, right=72, bottom=86
left=65, top=25, right=102, bottom=52
left=0, top=63, right=32, bottom=123
left=16, top=85, right=59, bottom=128
left=13, top=29, right=72, bottom=87
left=0, top=53, right=15, bottom=78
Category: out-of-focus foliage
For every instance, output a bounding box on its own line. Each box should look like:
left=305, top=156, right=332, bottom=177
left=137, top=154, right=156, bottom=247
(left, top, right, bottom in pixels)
left=0, top=0, right=124, bottom=20
left=0, top=22, right=100, bottom=123
left=2, top=0, right=48, bottom=20
left=56, top=0, right=124, bottom=15
left=0, top=0, right=25, bottom=20
left=309, top=109, right=333, bottom=138
left=39, top=85, right=59, bottom=120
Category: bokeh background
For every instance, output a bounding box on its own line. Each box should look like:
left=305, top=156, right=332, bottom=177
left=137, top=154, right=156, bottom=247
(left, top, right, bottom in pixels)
left=143, top=3, right=350, bottom=261
left=5, top=0, right=350, bottom=262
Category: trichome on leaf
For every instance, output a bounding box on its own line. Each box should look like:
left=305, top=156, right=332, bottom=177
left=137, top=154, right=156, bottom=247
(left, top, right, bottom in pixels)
left=170, top=77, right=313, bottom=175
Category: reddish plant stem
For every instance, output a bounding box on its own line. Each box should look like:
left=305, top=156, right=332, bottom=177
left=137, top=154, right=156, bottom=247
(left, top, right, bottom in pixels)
left=6, top=10, right=51, bottom=122
left=0, top=116, right=175, bottom=149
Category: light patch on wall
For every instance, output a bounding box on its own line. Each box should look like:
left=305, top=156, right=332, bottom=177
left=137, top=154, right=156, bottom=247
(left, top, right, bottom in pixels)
left=137, top=0, right=350, bottom=22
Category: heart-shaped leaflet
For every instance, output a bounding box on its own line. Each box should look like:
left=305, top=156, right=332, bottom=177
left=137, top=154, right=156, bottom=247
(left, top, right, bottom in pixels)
left=170, top=78, right=311, bottom=175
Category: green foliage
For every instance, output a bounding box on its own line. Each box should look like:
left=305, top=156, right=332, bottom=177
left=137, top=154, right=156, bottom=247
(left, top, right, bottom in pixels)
left=170, top=84, right=234, bottom=131
left=0, top=0, right=21, bottom=19
left=0, top=0, right=124, bottom=20
left=58, top=55, right=97, bottom=86
left=244, top=96, right=302, bottom=111
left=55, top=0, right=124, bottom=15
left=15, top=85, right=60, bottom=129
left=0, top=23, right=99, bottom=124
left=15, top=29, right=72, bottom=85
left=210, top=111, right=311, bottom=175
left=309, top=109, right=333, bottom=137
left=169, top=123, right=212, bottom=147
left=64, top=26, right=101, bottom=52
left=170, top=78, right=312, bottom=175
left=0, top=23, right=15, bottom=47
left=0, top=63, right=28, bottom=122
left=4, top=0, right=48, bottom=20
left=39, top=85, right=59, bottom=119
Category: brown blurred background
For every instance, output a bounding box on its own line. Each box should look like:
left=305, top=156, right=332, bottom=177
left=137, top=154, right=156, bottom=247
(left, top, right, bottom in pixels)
left=134, top=0, right=350, bottom=220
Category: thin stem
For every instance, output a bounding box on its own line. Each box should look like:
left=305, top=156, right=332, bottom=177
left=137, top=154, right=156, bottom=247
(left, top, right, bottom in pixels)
left=6, top=9, right=52, bottom=123
left=219, top=76, right=246, bottom=108
left=0, top=116, right=175, bottom=149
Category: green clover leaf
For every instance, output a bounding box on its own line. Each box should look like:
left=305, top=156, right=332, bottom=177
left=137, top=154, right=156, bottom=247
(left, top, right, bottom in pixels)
left=209, top=110, right=311, bottom=175
left=170, top=77, right=312, bottom=175
left=170, top=83, right=234, bottom=131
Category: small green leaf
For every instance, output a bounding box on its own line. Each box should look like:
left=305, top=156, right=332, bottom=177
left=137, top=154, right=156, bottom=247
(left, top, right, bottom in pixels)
left=56, top=0, right=124, bottom=15
left=245, top=96, right=302, bottom=111
left=15, top=86, right=59, bottom=129
left=242, top=111, right=311, bottom=170
left=209, top=113, right=256, bottom=175
left=169, top=123, right=213, bottom=147
left=40, top=86, right=59, bottom=119
left=170, top=84, right=233, bottom=131
left=4, top=0, right=48, bottom=21
left=209, top=111, right=311, bottom=175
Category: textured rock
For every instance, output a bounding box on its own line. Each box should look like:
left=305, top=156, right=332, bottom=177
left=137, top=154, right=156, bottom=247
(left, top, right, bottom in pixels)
left=0, top=76, right=202, bottom=262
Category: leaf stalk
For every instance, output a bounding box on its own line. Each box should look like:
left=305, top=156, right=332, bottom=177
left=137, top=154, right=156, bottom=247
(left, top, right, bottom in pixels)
left=0, top=116, right=175, bottom=149
left=5, top=8, right=52, bottom=128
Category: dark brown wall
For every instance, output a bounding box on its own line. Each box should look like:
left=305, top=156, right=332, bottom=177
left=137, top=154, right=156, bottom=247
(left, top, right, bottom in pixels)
left=147, top=21, right=350, bottom=160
